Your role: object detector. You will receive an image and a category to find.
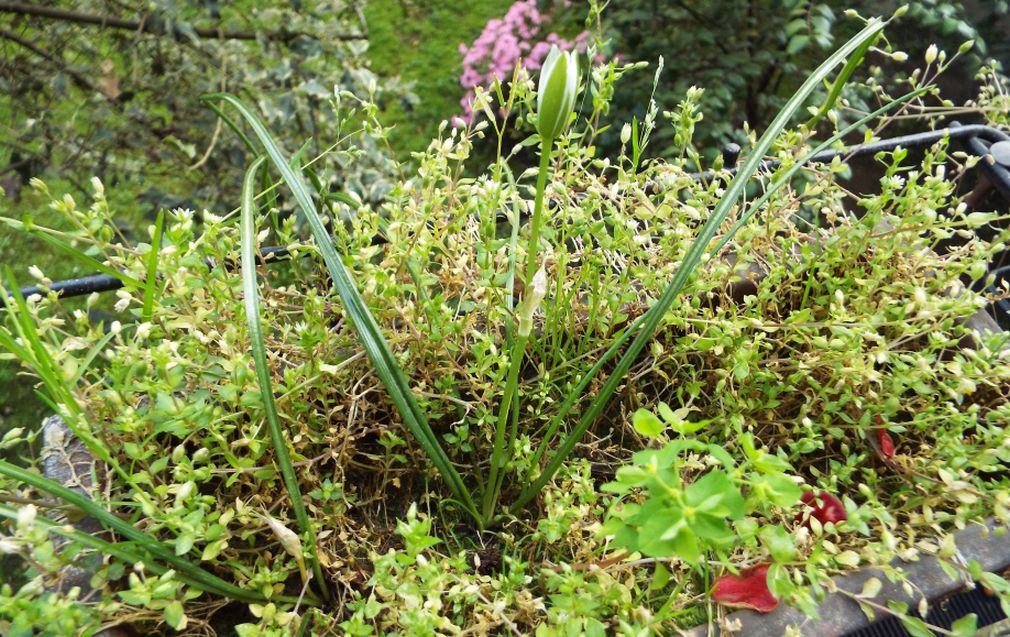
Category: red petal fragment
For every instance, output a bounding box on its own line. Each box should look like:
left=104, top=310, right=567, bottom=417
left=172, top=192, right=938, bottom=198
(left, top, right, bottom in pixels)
left=712, top=564, right=778, bottom=613
left=875, top=429, right=896, bottom=459
left=797, top=490, right=847, bottom=527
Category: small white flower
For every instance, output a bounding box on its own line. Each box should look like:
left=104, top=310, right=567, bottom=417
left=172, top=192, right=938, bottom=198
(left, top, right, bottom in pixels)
left=16, top=504, right=37, bottom=530
left=135, top=322, right=152, bottom=339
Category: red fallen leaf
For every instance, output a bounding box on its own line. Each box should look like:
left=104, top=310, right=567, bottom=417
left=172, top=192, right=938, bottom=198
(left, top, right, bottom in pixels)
left=875, top=428, right=896, bottom=459
left=712, top=564, right=778, bottom=613
left=797, top=490, right=847, bottom=527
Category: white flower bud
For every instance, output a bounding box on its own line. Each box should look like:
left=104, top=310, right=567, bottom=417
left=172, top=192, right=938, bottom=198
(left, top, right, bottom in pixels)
left=175, top=481, right=195, bottom=506
left=16, top=504, right=37, bottom=530
left=263, top=514, right=304, bottom=563
left=925, top=44, right=938, bottom=65
left=135, top=322, right=152, bottom=339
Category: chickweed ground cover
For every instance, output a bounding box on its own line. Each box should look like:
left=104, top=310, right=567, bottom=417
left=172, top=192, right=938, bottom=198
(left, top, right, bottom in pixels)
left=2, top=7, right=1010, bottom=636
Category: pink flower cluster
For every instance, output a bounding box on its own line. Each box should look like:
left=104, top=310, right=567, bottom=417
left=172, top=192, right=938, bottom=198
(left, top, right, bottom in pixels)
left=455, top=0, right=591, bottom=126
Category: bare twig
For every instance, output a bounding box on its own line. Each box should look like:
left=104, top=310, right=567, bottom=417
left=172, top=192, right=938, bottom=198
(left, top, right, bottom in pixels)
left=0, top=27, right=95, bottom=92
left=0, top=1, right=366, bottom=42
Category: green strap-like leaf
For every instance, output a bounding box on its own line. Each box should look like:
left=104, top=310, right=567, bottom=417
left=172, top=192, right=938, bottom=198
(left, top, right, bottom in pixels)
left=808, top=30, right=881, bottom=125
left=512, top=18, right=887, bottom=512
left=203, top=93, right=479, bottom=521
left=142, top=210, right=164, bottom=323
left=240, top=156, right=328, bottom=597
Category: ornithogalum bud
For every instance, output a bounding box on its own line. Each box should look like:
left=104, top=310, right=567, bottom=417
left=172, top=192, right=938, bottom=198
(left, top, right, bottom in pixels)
left=536, top=45, right=580, bottom=142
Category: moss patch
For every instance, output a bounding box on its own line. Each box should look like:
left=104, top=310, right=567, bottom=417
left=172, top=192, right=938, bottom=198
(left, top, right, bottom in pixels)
left=365, top=0, right=512, bottom=159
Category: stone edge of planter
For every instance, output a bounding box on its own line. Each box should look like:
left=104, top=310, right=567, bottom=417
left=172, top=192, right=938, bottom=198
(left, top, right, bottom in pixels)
left=685, top=520, right=1010, bottom=637
left=40, top=414, right=131, bottom=637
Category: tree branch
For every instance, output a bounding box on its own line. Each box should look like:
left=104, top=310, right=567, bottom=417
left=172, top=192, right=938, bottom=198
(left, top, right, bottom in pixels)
left=0, top=27, right=95, bottom=92
left=0, top=1, right=366, bottom=43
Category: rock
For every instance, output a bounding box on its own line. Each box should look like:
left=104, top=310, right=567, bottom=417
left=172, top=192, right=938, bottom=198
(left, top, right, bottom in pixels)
left=40, top=415, right=103, bottom=596
left=989, top=140, right=1010, bottom=168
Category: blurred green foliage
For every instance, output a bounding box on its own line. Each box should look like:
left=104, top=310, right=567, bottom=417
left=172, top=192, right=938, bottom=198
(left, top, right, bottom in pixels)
left=364, top=0, right=513, bottom=160
left=1, top=0, right=407, bottom=431
left=599, top=0, right=1008, bottom=154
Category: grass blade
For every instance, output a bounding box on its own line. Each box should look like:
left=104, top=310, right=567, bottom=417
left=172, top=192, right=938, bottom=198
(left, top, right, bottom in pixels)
left=1, top=270, right=94, bottom=450
left=512, top=18, right=886, bottom=512
left=69, top=329, right=117, bottom=387
left=0, top=271, right=169, bottom=517
left=240, top=156, right=328, bottom=597
left=142, top=210, right=164, bottom=323
left=203, top=93, right=480, bottom=522
left=808, top=30, right=880, bottom=125
left=7, top=225, right=144, bottom=289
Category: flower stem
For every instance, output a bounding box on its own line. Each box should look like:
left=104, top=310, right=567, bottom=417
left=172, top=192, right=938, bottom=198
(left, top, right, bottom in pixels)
left=482, top=137, right=553, bottom=523
left=522, top=139, right=553, bottom=285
